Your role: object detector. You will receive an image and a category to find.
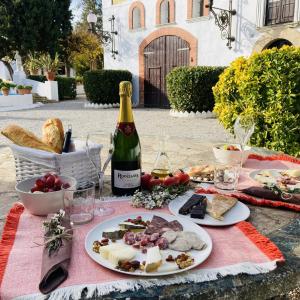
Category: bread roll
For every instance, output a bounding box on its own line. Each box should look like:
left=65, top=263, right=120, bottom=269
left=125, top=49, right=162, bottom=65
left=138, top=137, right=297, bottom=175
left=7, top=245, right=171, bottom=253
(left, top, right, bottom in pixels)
left=42, top=119, right=64, bottom=153
left=1, top=124, right=56, bottom=153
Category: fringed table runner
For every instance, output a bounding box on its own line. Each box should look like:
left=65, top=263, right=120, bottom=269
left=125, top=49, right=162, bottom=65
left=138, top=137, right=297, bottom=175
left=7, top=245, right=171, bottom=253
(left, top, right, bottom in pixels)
left=0, top=200, right=284, bottom=300
left=197, top=154, right=300, bottom=212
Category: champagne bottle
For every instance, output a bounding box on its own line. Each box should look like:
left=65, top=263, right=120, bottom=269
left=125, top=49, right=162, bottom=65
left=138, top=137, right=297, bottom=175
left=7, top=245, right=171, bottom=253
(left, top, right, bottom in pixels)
left=111, top=81, right=141, bottom=196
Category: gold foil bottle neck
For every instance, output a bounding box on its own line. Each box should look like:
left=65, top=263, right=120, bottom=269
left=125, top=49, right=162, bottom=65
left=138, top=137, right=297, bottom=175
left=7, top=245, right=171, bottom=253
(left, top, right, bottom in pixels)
left=119, top=81, right=132, bottom=97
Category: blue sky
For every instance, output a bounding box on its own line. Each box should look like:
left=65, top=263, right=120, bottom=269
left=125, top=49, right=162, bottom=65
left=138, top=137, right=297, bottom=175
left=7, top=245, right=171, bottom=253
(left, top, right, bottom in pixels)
left=71, top=0, right=83, bottom=24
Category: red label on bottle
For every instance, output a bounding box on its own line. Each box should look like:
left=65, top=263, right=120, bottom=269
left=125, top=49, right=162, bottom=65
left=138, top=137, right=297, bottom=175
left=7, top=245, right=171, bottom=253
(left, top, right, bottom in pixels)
left=117, top=122, right=136, bottom=136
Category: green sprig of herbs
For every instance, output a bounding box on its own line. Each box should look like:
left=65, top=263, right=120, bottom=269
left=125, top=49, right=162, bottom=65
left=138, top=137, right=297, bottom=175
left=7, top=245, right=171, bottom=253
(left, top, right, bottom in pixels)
left=42, top=210, right=72, bottom=257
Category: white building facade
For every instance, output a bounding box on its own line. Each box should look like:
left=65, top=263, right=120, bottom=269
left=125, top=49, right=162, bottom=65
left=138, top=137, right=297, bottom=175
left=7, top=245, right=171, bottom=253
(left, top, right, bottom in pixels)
left=103, top=0, right=300, bottom=107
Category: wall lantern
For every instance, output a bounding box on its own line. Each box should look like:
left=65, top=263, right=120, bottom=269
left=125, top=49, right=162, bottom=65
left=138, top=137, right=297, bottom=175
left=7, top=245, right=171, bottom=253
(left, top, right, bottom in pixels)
left=87, top=12, right=118, bottom=59
left=205, top=0, right=236, bottom=50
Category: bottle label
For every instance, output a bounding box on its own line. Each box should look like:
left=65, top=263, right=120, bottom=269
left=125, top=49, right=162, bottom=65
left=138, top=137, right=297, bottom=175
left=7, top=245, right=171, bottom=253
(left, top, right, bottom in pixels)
left=114, top=169, right=141, bottom=189
left=117, top=122, right=136, bottom=136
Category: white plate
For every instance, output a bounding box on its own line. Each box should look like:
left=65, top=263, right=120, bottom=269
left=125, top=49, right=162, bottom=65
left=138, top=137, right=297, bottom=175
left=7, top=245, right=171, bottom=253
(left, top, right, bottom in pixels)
left=183, top=167, right=214, bottom=184
left=169, top=191, right=250, bottom=226
left=85, top=212, right=212, bottom=276
left=249, top=169, right=281, bottom=185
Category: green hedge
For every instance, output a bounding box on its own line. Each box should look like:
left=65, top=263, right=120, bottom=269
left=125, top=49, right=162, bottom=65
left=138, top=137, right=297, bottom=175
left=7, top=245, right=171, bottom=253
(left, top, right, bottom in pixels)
left=27, top=75, right=77, bottom=100
left=83, top=70, right=132, bottom=104
left=56, top=76, right=76, bottom=100
left=213, top=46, right=300, bottom=157
left=28, top=75, right=46, bottom=82
left=166, top=66, right=226, bottom=112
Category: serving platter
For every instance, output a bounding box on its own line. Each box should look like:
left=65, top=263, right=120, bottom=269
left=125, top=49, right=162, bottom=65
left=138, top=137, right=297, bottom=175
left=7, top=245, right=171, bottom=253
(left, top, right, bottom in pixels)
left=169, top=191, right=250, bottom=226
left=85, top=212, right=212, bottom=276
left=249, top=169, right=281, bottom=185
left=183, top=167, right=214, bottom=184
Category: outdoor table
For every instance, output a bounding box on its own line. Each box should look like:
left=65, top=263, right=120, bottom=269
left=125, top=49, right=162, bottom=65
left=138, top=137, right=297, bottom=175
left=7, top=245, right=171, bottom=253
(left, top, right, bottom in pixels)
left=0, top=147, right=299, bottom=299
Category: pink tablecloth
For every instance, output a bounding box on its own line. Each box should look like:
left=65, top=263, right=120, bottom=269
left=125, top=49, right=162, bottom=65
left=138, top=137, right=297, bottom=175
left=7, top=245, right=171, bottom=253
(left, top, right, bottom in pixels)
left=0, top=200, right=284, bottom=300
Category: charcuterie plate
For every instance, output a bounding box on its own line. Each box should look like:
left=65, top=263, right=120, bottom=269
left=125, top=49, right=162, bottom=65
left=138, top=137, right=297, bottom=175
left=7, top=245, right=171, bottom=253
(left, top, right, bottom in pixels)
left=85, top=212, right=212, bottom=276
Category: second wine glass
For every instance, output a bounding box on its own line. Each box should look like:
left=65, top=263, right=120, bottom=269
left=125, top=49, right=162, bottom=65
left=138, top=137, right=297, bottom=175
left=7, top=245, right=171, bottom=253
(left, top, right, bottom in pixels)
left=86, top=132, right=115, bottom=216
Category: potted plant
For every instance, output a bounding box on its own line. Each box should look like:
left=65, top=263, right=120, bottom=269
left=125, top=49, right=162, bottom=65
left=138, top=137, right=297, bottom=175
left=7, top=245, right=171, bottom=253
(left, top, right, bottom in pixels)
left=1, top=83, right=10, bottom=96
left=24, top=85, right=33, bottom=94
left=24, top=52, right=41, bottom=75
left=17, top=85, right=26, bottom=95
left=40, top=53, right=61, bottom=81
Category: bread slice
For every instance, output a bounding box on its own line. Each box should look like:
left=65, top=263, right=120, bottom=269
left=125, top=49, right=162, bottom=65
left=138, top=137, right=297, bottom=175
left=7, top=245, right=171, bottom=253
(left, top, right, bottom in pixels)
left=42, top=119, right=64, bottom=153
left=1, top=124, right=56, bottom=153
left=207, top=195, right=237, bottom=220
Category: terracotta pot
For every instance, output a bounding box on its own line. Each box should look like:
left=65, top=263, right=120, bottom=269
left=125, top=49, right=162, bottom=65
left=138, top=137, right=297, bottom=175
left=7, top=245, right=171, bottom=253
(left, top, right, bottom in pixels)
left=1, top=89, right=9, bottom=96
left=46, top=71, right=55, bottom=81
left=24, top=89, right=32, bottom=94
left=17, top=89, right=26, bottom=95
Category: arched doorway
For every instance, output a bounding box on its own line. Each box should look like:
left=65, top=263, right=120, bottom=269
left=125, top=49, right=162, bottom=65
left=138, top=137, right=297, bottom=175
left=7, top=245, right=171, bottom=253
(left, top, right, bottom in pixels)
left=139, top=28, right=198, bottom=108
left=264, top=39, right=293, bottom=50
left=144, top=36, right=190, bottom=108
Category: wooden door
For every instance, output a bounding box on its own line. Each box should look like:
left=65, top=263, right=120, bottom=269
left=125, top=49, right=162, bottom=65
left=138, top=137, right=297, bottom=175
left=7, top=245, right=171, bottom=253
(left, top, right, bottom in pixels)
left=144, top=35, right=190, bottom=108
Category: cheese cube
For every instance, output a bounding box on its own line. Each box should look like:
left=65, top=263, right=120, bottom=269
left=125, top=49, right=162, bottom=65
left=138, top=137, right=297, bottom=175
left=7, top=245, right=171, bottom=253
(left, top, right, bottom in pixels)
left=108, top=247, right=137, bottom=266
left=145, top=246, right=162, bottom=273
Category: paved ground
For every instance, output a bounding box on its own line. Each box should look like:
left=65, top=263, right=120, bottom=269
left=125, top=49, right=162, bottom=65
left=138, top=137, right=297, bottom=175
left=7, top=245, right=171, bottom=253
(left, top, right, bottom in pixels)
left=0, top=99, right=232, bottom=228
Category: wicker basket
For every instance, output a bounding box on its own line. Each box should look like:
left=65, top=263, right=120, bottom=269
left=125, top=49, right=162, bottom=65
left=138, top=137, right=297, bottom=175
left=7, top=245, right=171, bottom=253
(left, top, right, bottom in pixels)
left=10, top=140, right=102, bottom=186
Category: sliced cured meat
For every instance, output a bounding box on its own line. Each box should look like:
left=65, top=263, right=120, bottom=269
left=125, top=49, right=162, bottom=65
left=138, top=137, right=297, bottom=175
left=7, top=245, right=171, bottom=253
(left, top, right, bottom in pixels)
left=169, top=237, right=192, bottom=252
left=144, top=216, right=169, bottom=235
left=176, top=231, right=206, bottom=250
left=161, top=230, right=177, bottom=243
left=149, top=233, right=160, bottom=242
left=155, top=237, right=169, bottom=250
left=167, top=220, right=183, bottom=232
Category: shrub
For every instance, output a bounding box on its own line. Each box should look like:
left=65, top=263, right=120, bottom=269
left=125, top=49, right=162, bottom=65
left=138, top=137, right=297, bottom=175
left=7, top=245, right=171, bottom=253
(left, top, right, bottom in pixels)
left=83, top=70, right=132, bottom=104
left=28, top=75, right=46, bottom=82
left=166, top=66, right=226, bottom=112
left=213, top=46, right=300, bottom=157
left=56, top=76, right=77, bottom=100
left=27, top=75, right=77, bottom=100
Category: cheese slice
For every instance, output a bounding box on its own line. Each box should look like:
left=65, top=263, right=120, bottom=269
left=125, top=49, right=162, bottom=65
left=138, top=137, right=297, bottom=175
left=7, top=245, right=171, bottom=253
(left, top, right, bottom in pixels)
left=145, top=246, right=162, bottom=273
left=108, top=247, right=137, bottom=266
left=207, top=195, right=237, bottom=220
left=99, top=243, right=124, bottom=260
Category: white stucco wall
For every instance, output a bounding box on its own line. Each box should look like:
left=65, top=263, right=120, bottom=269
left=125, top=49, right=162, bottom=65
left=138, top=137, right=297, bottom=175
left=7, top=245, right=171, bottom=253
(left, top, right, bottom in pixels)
left=102, top=0, right=297, bottom=104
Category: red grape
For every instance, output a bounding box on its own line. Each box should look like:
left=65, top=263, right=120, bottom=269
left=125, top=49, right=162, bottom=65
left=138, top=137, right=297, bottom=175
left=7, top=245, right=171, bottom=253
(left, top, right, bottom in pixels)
left=48, top=188, right=54, bottom=192
left=46, top=175, right=55, bottom=188
left=35, top=179, right=45, bottom=189
left=62, top=183, right=70, bottom=189
left=54, top=178, right=62, bottom=187
left=44, top=187, right=49, bottom=193
left=44, top=173, right=51, bottom=179
left=31, top=187, right=38, bottom=193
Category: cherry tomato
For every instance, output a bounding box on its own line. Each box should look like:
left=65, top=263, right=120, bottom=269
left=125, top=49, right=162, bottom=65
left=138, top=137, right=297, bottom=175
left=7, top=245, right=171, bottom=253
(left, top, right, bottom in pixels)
left=149, top=177, right=163, bottom=190
left=163, top=174, right=180, bottom=187
left=175, top=170, right=190, bottom=185
left=141, top=172, right=152, bottom=190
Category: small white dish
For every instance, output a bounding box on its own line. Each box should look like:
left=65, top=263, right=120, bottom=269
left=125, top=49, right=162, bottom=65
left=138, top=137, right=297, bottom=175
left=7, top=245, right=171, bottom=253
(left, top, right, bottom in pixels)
left=15, top=175, right=76, bottom=216
left=213, top=144, right=251, bottom=165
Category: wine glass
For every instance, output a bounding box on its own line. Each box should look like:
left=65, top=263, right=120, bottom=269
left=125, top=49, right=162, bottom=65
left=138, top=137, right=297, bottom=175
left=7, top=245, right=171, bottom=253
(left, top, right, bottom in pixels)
left=86, top=132, right=115, bottom=216
left=234, top=115, right=255, bottom=168
left=234, top=115, right=255, bottom=150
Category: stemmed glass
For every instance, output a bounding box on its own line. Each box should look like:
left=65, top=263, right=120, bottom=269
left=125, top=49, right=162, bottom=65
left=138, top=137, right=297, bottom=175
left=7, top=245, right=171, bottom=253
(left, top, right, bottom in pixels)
left=86, top=132, right=115, bottom=216
left=234, top=115, right=255, bottom=168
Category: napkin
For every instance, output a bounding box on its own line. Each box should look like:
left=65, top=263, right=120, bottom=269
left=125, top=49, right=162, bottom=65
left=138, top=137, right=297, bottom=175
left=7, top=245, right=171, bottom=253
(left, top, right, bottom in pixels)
left=241, top=186, right=300, bottom=204
left=39, top=219, right=72, bottom=294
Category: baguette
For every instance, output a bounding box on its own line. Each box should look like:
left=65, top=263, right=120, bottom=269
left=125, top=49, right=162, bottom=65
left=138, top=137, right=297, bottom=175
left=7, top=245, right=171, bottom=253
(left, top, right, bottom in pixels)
left=1, top=124, right=56, bottom=153
left=42, top=118, right=64, bottom=153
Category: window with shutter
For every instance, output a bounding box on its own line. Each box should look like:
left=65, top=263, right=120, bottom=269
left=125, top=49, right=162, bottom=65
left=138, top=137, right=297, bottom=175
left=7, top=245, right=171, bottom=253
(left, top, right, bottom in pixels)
left=160, top=0, right=170, bottom=24
left=192, top=0, right=204, bottom=18
left=265, top=0, right=295, bottom=25
left=132, top=7, right=141, bottom=29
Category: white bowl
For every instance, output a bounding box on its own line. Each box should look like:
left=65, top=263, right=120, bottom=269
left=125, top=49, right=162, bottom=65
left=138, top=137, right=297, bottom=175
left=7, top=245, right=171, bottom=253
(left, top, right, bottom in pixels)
left=213, top=144, right=251, bottom=165
left=15, top=175, right=77, bottom=216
